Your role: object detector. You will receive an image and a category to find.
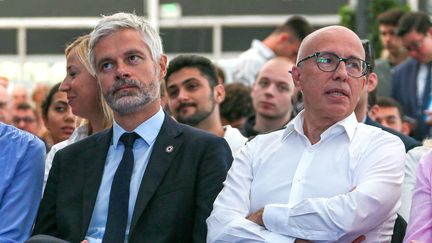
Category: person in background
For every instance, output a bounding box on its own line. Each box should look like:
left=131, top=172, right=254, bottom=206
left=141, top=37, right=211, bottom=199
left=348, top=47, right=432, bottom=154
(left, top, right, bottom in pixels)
left=0, top=85, right=11, bottom=124
left=0, top=123, right=45, bottom=242
left=207, top=25, right=405, bottom=243
left=375, top=9, right=409, bottom=97
left=242, top=57, right=296, bottom=138
left=43, top=33, right=113, bottom=186
left=369, top=96, right=412, bottom=136
left=10, top=84, right=30, bottom=111
left=392, top=11, right=432, bottom=140
left=220, top=83, right=254, bottom=130
left=166, top=54, right=247, bottom=157
left=41, top=83, right=76, bottom=150
left=12, top=102, right=40, bottom=136
left=232, top=16, right=313, bottom=86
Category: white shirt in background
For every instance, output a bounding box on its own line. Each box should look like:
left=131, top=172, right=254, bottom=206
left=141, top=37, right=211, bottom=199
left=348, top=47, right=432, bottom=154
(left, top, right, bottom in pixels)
left=223, top=125, right=247, bottom=158
left=232, top=39, right=275, bottom=86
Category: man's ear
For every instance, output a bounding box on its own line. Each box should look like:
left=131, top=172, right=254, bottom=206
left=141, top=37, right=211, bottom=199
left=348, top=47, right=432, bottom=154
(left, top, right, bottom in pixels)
left=366, top=72, right=378, bottom=93
left=158, top=54, right=168, bottom=80
left=291, top=66, right=301, bottom=88
left=402, top=121, right=411, bottom=136
left=278, top=32, right=289, bottom=42
left=368, top=104, right=380, bottom=120
left=213, top=84, right=225, bottom=104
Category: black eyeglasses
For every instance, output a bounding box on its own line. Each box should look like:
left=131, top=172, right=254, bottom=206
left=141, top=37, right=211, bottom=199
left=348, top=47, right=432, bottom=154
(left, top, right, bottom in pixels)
left=296, top=52, right=371, bottom=78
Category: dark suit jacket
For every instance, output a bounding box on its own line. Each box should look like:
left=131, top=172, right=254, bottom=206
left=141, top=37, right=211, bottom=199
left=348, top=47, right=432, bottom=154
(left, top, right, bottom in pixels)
left=365, top=116, right=421, bottom=152
left=391, top=58, right=428, bottom=140
left=32, top=115, right=233, bottom=243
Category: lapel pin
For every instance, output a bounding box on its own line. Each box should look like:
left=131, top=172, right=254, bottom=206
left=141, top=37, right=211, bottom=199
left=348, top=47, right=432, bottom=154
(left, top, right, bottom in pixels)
left=166, top=145, right=174, bottom=153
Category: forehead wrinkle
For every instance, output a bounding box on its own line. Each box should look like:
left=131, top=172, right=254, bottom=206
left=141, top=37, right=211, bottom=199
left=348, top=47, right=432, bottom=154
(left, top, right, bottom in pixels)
left=297, top=26, right=365, bottom=62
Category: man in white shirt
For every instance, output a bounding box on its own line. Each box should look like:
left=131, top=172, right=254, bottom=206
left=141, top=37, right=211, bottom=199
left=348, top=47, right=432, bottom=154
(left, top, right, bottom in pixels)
left=232, top=16, right=313, bottom=86
left=165, top=54, right=247, bottom=157
left=207, top=25, right=405, bottom=242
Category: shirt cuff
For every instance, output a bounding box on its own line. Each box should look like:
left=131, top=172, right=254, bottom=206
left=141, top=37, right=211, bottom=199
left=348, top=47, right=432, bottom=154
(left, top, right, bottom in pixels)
left=263, top=204, right=289, bottom=234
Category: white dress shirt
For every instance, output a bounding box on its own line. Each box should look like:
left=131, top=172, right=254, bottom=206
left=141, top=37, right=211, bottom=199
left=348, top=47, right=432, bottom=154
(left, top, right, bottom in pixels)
left=207, top=111, right=405, bottom=243
left=223, top=125, right=247, bottom=157
left=232, top=39, right=276, bottom=86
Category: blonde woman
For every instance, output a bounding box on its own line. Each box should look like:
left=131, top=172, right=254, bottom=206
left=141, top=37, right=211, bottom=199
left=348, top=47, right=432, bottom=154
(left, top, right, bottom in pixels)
left=44, top=34, right=113, bottom=186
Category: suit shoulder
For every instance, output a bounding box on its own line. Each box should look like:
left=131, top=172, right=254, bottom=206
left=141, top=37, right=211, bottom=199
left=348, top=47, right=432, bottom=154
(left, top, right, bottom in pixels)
left=393, top=58, right=417, bottom=74
left=0, top=123, right=44, bottom=150
left=178, top=123, right=224, bottom=140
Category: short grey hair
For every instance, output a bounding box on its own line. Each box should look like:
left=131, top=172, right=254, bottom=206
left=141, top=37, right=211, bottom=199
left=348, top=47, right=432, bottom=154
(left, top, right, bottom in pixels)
left=89, top=12, right=164, bottom=73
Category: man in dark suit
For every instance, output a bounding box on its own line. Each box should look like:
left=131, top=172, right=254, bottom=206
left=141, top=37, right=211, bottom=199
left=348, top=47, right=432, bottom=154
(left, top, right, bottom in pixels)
left=31, top=12, right=232, bottom=243
left=392, top=11, right=432, bottom=140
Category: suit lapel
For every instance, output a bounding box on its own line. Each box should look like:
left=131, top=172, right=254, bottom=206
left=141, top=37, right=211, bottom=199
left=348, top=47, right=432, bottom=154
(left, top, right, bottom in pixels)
left=129, top=115, right=184, bottom=232
left=81, top=129, right=112, bottom=236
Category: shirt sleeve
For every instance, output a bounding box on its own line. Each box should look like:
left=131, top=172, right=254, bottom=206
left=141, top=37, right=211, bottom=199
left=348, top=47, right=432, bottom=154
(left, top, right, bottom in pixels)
left=0, top=136, right=45, bottom=243
left=403, top=151, right=432, bottom=243
left=262, top=133, right=405, bottom=242
left=206, top=141, right=295, bottom=243
left=399, top=147, right=425, bottom=221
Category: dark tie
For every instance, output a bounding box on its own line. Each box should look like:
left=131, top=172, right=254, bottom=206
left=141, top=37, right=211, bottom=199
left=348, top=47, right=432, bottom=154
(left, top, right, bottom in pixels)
left=103, top=132, right=140, bottom=243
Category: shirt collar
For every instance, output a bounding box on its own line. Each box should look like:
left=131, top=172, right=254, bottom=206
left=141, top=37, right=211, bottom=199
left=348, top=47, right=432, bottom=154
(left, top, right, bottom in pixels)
left=251, top=39, right=276, bottom=59
left=282, top=110, right=358, bottom=142
left=112, top=107, right=165, bottom=147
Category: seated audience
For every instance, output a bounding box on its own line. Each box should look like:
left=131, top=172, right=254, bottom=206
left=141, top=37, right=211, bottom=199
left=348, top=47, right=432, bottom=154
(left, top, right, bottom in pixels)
left=207, top=25, right=405, bottom=242
left=220, top=82, right=254, bottom=130
left=165, top=54, right=247, bottom=157
left=0, top=123, right=45, bottom=242
left=31, top=12, right=231, bottom=243
left=356, top=39, right=420, bottom=152
left=392, top=11, right=432, bottom=140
